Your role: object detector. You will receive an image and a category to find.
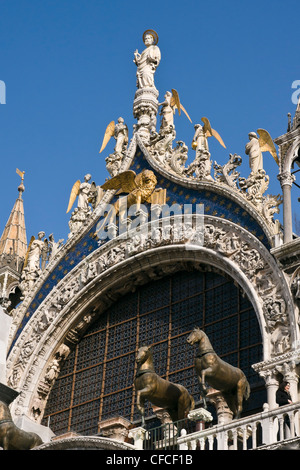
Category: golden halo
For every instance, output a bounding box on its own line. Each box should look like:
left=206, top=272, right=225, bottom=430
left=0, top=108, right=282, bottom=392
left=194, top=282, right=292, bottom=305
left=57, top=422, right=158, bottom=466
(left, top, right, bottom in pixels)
left=143, top=29, right=159, bottom=45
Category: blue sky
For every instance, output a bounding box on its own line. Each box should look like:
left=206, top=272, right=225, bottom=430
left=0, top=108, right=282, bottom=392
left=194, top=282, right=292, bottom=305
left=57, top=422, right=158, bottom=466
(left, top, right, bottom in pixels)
left=0, top=0, right=299, bottom=243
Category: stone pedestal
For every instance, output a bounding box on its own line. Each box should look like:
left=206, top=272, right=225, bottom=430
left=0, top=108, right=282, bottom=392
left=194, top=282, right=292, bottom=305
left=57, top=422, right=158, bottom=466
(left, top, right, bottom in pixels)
left=133, top=87, right=159, bottom=144
left=98, top=416, right=131, bottom=442
left=188, top=407, right=213, bottom=431
left=128, top=426, right=147, bottom=450
left=14, top=414, right=55, bottom=443
left=206, top=388, right=233, bottom=424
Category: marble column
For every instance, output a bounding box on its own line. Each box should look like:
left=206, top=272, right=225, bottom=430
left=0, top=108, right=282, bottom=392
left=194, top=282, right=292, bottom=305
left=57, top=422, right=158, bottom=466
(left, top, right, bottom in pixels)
left=278, top=172, right=295, bottom=244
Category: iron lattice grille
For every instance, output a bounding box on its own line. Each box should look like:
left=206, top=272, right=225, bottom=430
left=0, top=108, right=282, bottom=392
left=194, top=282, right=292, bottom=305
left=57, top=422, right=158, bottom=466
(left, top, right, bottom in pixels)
left=42, top=270, right=264, bottom=436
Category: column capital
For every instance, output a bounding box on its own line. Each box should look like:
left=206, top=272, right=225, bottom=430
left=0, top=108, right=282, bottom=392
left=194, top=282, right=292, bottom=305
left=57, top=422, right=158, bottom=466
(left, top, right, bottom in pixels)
left=277, top=171, right=295, bottom=187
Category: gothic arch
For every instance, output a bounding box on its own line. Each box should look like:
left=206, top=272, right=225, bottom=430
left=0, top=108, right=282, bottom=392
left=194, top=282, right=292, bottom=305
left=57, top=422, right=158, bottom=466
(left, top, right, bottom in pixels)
left=282, top=136, right=300, bottom=173
left=7, top=215, right=296, bottom=421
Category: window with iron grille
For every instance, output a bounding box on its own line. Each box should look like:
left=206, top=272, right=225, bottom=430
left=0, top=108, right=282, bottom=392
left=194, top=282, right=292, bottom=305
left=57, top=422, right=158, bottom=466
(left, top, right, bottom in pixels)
left=42, top=269, right=265, bottom=436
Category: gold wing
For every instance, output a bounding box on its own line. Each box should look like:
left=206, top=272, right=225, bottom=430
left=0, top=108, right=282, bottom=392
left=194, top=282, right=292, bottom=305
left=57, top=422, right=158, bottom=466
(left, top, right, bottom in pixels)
left=170, top=89, right=181, bottom=115
left=211, top=128, right=226, bottom=148
left=101, top=170, right=137, bottom=194
left=99, top=121, right=115, bottom=153
left=201, top=117, right=226, bottom=148
left=201, top=117, right=213, bottom=136
left=23, top=235, right=35, bottom=270
left=257, top=128, right=279, bottom=165
left=170, top=89, right=192, bottom=122
left=66, top=180, right=81, bottom=213
left=179, top=103, right=192, bottom=123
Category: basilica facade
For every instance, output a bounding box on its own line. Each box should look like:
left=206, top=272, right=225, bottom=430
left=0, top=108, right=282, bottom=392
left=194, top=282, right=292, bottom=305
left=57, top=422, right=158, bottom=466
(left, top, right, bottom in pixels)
left=0, top=31, right=300, bottom=451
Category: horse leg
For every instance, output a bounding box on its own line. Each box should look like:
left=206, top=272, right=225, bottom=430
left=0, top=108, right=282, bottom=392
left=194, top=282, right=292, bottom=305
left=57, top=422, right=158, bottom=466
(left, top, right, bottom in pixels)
left=136, top=391, right=146, bottom=426
left=177, top=394, right=188, bottom=422
left=137, top=387, right=152, bottom=427
left=198, top=373, right=208, bottom=409
left=235, top=378, right=247, bottom=419
left=2, top=431, right=10, bottom=450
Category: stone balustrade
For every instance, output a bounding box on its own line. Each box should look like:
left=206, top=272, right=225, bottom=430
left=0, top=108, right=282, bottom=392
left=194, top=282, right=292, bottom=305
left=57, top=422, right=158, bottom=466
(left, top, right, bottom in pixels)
left=130, top=403, right=300, bottom=451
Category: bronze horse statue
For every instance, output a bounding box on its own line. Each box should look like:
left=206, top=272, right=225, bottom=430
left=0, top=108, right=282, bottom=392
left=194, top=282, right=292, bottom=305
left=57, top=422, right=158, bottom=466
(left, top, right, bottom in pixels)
left=0, top=400, right=43, bottom=450
left=187, top=328, right=250, bottom=418
left=134, top=345, right=195, bottom=427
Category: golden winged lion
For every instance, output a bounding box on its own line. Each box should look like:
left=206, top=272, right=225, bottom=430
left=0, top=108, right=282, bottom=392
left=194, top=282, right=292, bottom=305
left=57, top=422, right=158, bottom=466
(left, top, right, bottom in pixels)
left=101, top=169, right=166, bottom=211
left=95, top=170, right=166, bottom=236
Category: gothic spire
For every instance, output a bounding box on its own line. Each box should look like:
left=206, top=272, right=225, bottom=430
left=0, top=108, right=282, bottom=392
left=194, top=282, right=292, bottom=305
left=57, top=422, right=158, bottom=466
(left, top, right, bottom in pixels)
left=0, top=169, right=27, bottom=273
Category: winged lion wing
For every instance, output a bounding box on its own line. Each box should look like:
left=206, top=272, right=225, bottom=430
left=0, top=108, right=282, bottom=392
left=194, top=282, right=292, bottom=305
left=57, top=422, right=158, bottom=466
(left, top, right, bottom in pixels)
left=101, top=170, right=137, bottom=194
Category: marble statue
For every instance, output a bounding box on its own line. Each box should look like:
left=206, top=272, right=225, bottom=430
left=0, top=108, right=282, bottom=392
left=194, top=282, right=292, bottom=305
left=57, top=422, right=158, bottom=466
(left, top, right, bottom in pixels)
left=186, top=118, right=226, bottom=180
left=186, top=124, right=213, bottom=180
left=77, top=174, right=93, bottom=212
left=20, top=231, right=49, bottom=297
left=114, top=117, right=128, bottom=154
left=159, top=91, right=175, bottom=129
left=66, top=174, right=93, bottom=215
left=99, top=118, right=128, bottom=156
left=158, top=89, right=192, bottom=131
left=25, top=231, right=48, bottom=273
left=245, top=129, right=278, bottom=174
left=133, top=30, right=161, bottom=89
left=192, top=124, right=210, bottom=154
left=245, top=132, right=263, bottom=173
left=192, top=117, right=226, bottom=152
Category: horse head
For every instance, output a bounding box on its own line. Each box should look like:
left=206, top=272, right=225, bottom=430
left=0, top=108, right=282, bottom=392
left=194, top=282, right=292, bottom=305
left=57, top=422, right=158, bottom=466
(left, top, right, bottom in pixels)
left=136, top=345, right=153, bottom=365
left=187, top=327, right=204, bottom=345
left=0, top=400, right=12, bottom=421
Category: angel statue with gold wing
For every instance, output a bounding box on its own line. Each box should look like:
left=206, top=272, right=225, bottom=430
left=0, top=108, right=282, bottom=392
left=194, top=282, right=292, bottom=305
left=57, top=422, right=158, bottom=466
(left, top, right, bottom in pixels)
left=192, top=117, right=226, bottom=153
left=67, top=174, right=103, bottom=215
left=95, top=169, right=166, bottom=236
left=158, top=89, right=192, bottom=130
left=245, top=129, right=279, bottom=174
left=23, top=231, right=49, bottom=274
left=99, top=118, right=129, bottom=177
left=99, top=118, right=128, bottom=156
left=186, top=117, right=226, bottom=180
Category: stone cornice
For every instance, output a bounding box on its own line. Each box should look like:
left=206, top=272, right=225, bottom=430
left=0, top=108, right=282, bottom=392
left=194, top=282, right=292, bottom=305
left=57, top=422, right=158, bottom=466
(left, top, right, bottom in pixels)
left=34, top=435, right=135, bottom=451
left=252, top=348, right=300, bottom=373
left=271, top=237, right=300, bottom=271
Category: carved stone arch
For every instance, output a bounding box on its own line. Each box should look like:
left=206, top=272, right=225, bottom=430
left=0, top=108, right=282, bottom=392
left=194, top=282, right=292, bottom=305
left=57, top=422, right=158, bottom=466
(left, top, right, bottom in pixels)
left=7, top=215, right=296, bottom=421
left=282, top=136, right=300, bottom=173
